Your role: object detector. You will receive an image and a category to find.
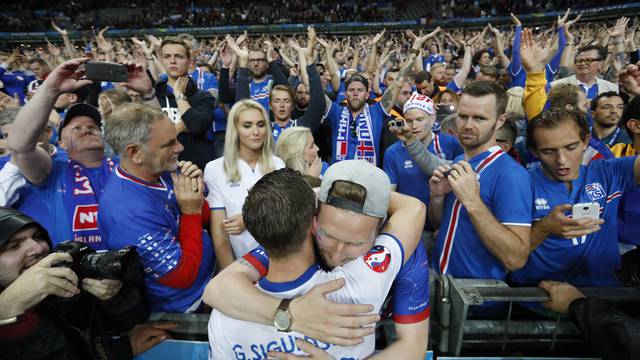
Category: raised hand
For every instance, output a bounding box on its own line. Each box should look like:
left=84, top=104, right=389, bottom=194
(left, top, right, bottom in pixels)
left=619, top=61, right=640, bottom=96
left=607, top=16, right=629, bottom=39
left=511, top=13, right=522, bottom=27
left=225, top=34, right=248, bottom=66
left=123, top=61, right=153, bottom=96
left=96, top=26, right=113, bottom=52
left=43, top=58, right=93, bottom=95
left=521, top=28, right=552, bottom=73
left=413, top=27, right=442, bottom=49
left=369, top=29, right=386, bottom=46
left=51, top=21, right=68, bottom=36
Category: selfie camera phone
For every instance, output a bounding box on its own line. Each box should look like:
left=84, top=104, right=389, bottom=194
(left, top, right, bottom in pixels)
left=85, top=61, right=128, bottom=83
left=571, top=202, right=600, bottom=220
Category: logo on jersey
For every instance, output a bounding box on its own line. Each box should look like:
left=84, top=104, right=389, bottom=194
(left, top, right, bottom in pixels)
left=364, top=245, right=391, bottom=273
left=72, top=204, right=99, bottom=231
left=404, top=160, right=414, bottom=169
left=535, top=198, right=550, bottom=211
left=585, top=182, right=606, bottom=201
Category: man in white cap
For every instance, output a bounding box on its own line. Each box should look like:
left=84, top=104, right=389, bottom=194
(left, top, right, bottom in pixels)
left=383, top=93, right=463, bottom=245
left=206, top=163, right=430, bottom=359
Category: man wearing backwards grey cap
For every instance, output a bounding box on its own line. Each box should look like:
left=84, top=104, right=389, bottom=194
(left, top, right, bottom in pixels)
left=7, top=58, right=199, bottom=250
left=205, top=161, right=429, bottom=358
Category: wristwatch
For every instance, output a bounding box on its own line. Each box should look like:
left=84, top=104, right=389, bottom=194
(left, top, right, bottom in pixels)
left=175, top=93, right=187, bottom=102
left=273, top=298, right=293, bottom=332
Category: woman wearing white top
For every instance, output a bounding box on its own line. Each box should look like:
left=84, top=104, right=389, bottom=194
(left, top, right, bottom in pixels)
left=204, top=99, right=285, bottom=268
left=275, top=126, right=329, bottom=179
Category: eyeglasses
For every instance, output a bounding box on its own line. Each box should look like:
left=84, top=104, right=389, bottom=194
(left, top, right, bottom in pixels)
left=248, top=58, right=267, bottom=63
left=575, top=58, right=601, bottom=65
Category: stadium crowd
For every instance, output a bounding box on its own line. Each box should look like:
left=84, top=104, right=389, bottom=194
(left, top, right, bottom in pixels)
left=0, top=5, right=640, bottom=360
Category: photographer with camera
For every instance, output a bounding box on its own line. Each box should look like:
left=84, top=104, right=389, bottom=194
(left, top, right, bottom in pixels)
left=0, top=207, right=173, bottom=360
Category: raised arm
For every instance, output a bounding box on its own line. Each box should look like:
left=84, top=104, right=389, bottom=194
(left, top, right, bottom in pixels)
left=365, top=29, right=386, bottom=77
left=8, top=58, right=93, bottom=185
left=226, top=35, right=251, bottom=102
left=510, top=15, right=524, bottom=76
left=522, top=28, right=553, bottom=120
left=51, top=21, right=76, bottom=60
left=489, top=24, right=510, bottom=69
left=317, top=37, right=342, bottom=93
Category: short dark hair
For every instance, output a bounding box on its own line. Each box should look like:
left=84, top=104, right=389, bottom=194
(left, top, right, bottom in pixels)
left=620, top=96, right=640, bottom=139
left=527, top=108, right=589, bottom=150
left=27, top=58, right=47, bottom=67
left=270, top=84, right=295, bottom=102
left=243, top=168, right=315, bottom=259
left=462, top=80, right=507, bottom=118
left=415, top=71, right=432, bottom=84
left=160, top=37, right=191, bottom=58
left=591, top=91, right=623, bottom=110
left=576, top=45, right=606, bottom=61
left=478, top=66, right=499, bottom=80
left=345, top=73, right=369, bottom=90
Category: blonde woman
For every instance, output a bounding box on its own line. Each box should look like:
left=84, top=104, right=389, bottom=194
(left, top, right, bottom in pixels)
left=204, top=99, right=285, bottom=268
left=275, top=127, right=328, bottom=179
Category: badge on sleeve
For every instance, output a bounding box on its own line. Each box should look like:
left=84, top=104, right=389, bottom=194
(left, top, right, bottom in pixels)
left=364, top=245, right=392, bottom=273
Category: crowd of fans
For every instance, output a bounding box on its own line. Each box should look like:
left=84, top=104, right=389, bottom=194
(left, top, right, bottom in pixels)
left=0, top=0, right=397, bottom=31
left=438, top=0, right=630, bottom=19
left=1, top=5, right=640, bottom=360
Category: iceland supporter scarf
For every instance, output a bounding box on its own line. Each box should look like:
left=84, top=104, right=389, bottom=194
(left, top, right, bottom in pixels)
left=335, top=104, right=377, bottom=165
left=63, top=158, right=115, bottom=247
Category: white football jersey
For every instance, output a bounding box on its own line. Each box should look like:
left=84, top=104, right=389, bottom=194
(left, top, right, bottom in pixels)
left=208, top=233, right=404, bottom=359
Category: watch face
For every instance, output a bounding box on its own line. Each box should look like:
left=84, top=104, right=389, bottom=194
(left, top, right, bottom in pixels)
left=274, top=310, right=291, bottom=331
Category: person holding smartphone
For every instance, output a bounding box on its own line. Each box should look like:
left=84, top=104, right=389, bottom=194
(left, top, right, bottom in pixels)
left=511, top=108, right=640, bottom=287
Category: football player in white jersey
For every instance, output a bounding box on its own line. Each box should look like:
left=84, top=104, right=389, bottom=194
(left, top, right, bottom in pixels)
left=206, top=161, right=428, bottom=359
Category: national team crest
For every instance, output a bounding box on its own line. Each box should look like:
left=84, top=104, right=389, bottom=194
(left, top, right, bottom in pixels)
left=364, top=245, right=392, bottom=273
left=585, top=182, right=606, bottom=201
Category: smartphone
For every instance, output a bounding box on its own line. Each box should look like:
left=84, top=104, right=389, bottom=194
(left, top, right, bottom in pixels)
left=572, top=202, right=600, bottom=220
left=84, top=61, right=128, bottom=82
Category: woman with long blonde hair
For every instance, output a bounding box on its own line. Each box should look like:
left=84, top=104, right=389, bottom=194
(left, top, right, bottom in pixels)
left=204, top=99, right=284, bottom=268
left=275, top=127, right=328, bottom=178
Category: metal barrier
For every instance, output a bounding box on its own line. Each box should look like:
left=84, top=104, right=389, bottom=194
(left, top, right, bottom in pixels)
left=430, top=274, right=640, bottom=357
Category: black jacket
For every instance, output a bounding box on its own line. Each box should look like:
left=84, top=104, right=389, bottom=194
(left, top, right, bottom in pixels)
left=0, top=283, right=149, bottom=360
left=156, top=78, right=216, bottom=170
left=569, top=296, right=640, bottom=360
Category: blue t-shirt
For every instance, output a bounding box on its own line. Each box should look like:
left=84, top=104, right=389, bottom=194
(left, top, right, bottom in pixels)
left=325, top=101, right=388, bottom=165
left=434, top=147, right=534, bottom=279
left=618, top=186, right=640, bottom=246
left=383, top=134, right=463, bottom=228
left=423, top=55, right=445, bottom=70
left=16, top=157, right=112, bottom=250
left=511, top=157, right=637, bottom=287
left=98, top=166, right=215, bottom=312
left=0, top=66, right=35, bottom=104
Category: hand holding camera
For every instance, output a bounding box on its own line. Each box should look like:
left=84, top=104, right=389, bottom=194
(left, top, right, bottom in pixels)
left=0, top=252, right=80, bottom=319
left=388, top=118, right=417, bottom=145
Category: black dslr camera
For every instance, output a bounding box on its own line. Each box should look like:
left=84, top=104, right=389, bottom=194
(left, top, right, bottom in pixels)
left=52, top=241, right=142, bottom=282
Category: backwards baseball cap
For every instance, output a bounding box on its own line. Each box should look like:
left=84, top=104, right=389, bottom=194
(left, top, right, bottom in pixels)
left=58, top=103, right=102, bottom=135
left=318, top=160, right=390, bottom=218
left=0, top=207, right=50, bottom=250
left=403, top=93, right=435, bottom=116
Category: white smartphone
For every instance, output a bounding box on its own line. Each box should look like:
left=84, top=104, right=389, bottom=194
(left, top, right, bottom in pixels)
left=572, top=202, right=600, bottom=220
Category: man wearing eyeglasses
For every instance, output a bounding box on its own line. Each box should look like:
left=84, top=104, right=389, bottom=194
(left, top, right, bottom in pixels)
left=551, top=45, right=618, bottom=100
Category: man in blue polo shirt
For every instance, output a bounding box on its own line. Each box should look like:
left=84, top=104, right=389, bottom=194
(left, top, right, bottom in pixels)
left=384, top=93, right=462, bottom=231
left=428, top=81, right=533, bottom=280
left=512, top=108, right=640, bottom=287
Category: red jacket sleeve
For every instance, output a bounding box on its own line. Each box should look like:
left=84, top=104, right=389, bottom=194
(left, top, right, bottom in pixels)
left=158, top=214, right=203, bottom=288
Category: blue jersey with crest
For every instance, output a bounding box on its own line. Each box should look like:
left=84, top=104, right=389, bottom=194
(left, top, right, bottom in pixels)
left=511, top=157, right=637, bottom=287
left=434, top=147, right=533, bottom=279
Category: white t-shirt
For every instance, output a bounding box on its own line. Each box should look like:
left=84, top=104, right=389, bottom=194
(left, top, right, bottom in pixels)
left=208, top=233, right=405, bottom=360
left=204, top=155, right=285, bottom=258
left=0, top=161, right=27, bottom=207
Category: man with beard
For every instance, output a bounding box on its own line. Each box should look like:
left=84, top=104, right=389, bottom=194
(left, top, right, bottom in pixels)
left=225, top=36, right=289, bottom=113
left=590, top=92, right=631, bottom=147
left=231, top=27, right=325, bottom=143
left=206, top=164, right=429, bottom=359
left=26, top=59, right=50, bottom=99
left=428, top=81, right=533, bottom=280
